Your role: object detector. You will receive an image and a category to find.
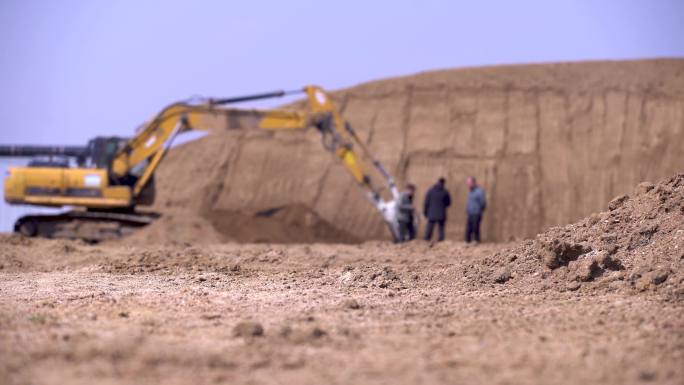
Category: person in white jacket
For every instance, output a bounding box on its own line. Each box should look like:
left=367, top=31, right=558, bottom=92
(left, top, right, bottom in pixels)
left=396, top=184, right=416, bottom=242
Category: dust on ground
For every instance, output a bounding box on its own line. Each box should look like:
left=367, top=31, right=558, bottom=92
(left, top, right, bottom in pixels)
left=1, top=175, right=683, bottom=385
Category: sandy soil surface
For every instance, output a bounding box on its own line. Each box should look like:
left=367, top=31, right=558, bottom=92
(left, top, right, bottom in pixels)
left=1, top=241, right=682, bottom=385
left=2, top=175, right=683, bottom=385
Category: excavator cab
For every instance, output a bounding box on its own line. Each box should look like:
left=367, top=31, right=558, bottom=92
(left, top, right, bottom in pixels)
left=87, top=136, right=129, bottom=168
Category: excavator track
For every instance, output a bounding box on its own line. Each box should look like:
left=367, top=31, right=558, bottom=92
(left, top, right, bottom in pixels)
left=14, top=211, right=159, bottom=243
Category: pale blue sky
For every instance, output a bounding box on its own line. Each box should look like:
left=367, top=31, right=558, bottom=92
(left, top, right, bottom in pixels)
left=1, top=0, right=682, bottom=145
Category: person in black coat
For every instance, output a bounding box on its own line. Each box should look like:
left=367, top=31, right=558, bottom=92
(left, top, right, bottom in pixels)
left=423, top=177, right=452, bottom=241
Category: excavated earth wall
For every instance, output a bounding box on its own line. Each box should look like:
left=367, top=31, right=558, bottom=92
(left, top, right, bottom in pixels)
left=151, top=59, right=684, bottom=243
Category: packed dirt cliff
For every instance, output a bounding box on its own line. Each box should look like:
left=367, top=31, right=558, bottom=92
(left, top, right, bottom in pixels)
left=143, top=59, right=684, bottom=244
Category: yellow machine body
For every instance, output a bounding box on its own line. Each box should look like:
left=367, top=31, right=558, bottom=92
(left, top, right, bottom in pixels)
left=4, top=167, right=132, bottom=208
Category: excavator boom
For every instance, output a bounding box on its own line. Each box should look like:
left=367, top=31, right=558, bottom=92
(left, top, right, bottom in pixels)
left=2, top=86, right=401, bottom=241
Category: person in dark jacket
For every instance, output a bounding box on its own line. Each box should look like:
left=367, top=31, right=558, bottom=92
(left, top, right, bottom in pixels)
left=465, top=176, right=486, bottom=243
left=423, top=177, right=452, bottom=241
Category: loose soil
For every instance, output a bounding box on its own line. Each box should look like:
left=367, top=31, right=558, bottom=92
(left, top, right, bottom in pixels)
left=1, top=174, right=682, bottom=385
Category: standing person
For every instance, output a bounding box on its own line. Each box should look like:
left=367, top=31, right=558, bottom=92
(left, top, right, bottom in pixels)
left=465, top=176, right=486, bottom=244
left=397, top=184, right=416, bottom=242
left=423, top=177, right=451, bottom=242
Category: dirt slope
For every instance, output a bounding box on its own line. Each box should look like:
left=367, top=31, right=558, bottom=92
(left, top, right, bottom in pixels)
left=146, top=59, right=684, bottom=243
left=472, top=173, right=684, bottom=298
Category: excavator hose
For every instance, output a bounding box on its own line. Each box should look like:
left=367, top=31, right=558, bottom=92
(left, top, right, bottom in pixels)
left=209, top=89, right=303, bottom=106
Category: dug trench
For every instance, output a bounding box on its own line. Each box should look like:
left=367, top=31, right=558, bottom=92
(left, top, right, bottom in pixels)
left=0, top=174, right=682, bottom=384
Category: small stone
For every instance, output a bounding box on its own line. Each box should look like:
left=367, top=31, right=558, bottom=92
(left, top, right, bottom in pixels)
left=592, top=250, right=622, bottom=271
left=572, top=258, right=600, bottom=282
left=638, top=224, right=659, bottom=236
left=654, top=185, right=673, bottom=198
left=652, top=270, right=669, bottom=285
left=492, top=267, right=512, bottom=284
left=341, top=299, right=361, bottom=309
left=543, top=241, right=592, bottom=269
left=635, top=182, right=655, bottom=195
left=600, top=233, right=617, bottom=244
left=118, top=311, right=129, bottom=318
left=608, top=195, right=629, bottom=211
left=381, top=266, right=398, bottom=281
left=232, top=321, right=264, bottom=337
left=339, top=271, right=355, bottom=286
left=281, top=356, right=306, bottom=370
left=278, top=325, right=293, bottom=338
left=542, top=250, right=557, bottom=269
left=279, top=325, right=327, bottom=344
left=588, top=213, right=601, bottom=225
left=602, top=244, right=619, bottom=256
left=638, top=370, right=657, bottom=382
left=635, top=276, right=652, bottom=291
left=310, top=327, right=327, bottom=339
left=566, top=281, right=581, bottom=291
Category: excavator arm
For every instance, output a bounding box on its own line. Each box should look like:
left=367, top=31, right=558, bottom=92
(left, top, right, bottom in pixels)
left=2, top=86, right=402, bottom=241
left=109, top=90, right=302, bottom=198
left=255, top=86, right=402, bottom=240
left=109, top=85, right=401, bottom=240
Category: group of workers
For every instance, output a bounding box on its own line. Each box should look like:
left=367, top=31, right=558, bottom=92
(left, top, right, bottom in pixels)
left=395, top=176, right=486, bottom=243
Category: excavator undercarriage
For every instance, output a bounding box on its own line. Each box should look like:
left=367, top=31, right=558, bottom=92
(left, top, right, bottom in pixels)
left=14, top=210, right=159, bottom=242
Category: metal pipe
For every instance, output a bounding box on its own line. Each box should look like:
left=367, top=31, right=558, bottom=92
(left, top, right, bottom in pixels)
left=0, top=145, right=89, bottom=157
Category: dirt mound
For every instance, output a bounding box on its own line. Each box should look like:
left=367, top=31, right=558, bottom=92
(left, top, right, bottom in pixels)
left=205, top=204, right=359, bottom=244
left=480, top=174, right=684, bottom=297
left=141, top=59, right=684, bottom=244
left=121, top=212, right=225, bottom=245
left=125, top=204, right=358, bottom=245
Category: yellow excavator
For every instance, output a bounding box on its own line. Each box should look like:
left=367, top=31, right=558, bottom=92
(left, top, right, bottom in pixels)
left=2, top=86, right=401, bottom=242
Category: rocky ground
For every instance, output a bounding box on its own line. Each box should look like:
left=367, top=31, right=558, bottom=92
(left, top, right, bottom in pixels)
left=1, top=175, right=682, bottom=385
